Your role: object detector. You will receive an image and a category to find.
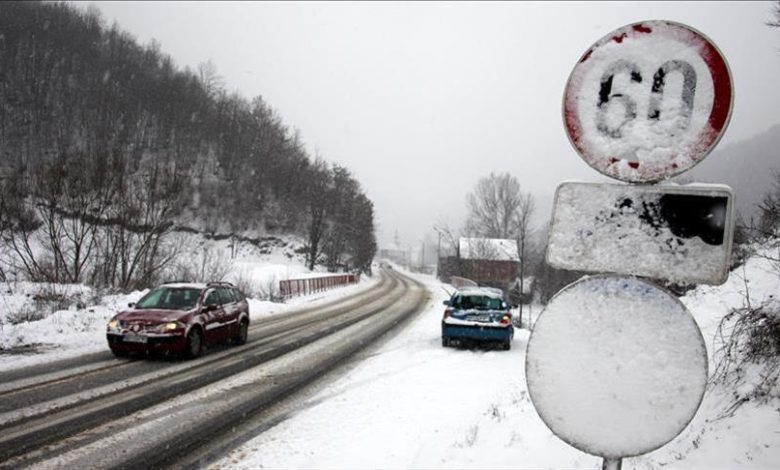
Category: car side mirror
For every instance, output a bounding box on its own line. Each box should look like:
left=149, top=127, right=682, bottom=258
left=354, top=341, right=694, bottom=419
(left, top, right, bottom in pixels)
left=202, top=304, right=218, bottom=312
left=442, top=300, right=450, bottom=306
left=128, top=302, right=135, bottom=308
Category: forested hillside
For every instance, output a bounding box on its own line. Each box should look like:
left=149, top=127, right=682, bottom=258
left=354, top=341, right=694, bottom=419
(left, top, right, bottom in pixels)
left=687, top=124, right=780, bottom=222
left=0, top=2, right=376, bottom=289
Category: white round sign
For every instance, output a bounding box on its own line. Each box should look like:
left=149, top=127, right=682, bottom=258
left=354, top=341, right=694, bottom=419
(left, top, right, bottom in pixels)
left=525, top=275, right=708, bottom=459
left=563, top=21, right=733, bottom=183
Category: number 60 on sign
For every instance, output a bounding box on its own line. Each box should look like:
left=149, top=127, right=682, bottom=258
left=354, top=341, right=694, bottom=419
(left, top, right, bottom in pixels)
left=563, top=21, right=733, bottom=183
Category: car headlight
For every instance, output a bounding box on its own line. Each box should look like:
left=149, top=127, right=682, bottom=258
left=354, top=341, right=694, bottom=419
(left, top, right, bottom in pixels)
left=108, top=319, right=120, bottom=329
left=159, top=321, right=183, bottom=332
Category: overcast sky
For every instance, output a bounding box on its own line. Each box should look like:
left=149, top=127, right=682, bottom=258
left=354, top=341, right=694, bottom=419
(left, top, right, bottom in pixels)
left=77, top=1, right=780, bottom=249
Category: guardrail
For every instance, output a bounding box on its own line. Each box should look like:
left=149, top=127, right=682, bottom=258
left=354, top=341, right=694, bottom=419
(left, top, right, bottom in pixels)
left=279, top=273, right=359, bottom=299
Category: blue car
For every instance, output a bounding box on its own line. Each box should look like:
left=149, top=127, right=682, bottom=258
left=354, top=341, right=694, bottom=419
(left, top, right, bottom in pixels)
left=441, top=288, right=514, bottom=350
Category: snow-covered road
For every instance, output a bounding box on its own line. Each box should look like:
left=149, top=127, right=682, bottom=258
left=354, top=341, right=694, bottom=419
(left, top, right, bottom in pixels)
left=212, top=272, right=597, bottom=469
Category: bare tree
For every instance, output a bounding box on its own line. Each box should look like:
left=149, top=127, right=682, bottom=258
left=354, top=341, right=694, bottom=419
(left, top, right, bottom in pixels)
left=758, top=170, right=780, bottom=237
left=465, top=237, right=501, bottom=260
left=303, top=159, right=333, bottom=271
left=197, top=60, right=225, bottom=99
left=464, top=173, right=536, bottom=317
left=466, top=172, right=525, bottom=239
left=323, top=165, right=359, bottom=272
left=95, top=160, right=188, bottom=290
left=434, top=218, right=464, bottom=258
left=769, top=0, right=780, bottom=28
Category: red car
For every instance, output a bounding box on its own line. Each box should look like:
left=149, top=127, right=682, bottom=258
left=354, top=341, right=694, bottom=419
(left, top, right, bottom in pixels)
left=106, top=282, right=250, bottom=358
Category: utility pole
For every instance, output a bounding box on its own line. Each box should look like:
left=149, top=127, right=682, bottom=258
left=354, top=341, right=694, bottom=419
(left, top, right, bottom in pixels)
left=434, top=229, right=442, bottom=279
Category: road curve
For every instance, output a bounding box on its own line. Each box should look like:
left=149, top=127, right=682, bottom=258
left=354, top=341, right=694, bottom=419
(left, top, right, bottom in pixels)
left=0, top=268, right=429, bottom=469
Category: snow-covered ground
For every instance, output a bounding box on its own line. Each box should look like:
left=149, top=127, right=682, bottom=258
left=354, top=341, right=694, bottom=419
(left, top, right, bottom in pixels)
left=2, top=236, right=779, bottom=468
left=212, top=254, right=780, bottom=469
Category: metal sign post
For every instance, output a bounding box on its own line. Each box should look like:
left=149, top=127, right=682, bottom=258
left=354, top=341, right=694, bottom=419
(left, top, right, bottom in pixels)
left=602, top=458, right=622, bottom=470
left=527, top=19, right=734, bottom=469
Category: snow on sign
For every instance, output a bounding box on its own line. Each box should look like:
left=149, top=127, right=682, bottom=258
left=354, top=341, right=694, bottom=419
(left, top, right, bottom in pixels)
left=546, top=181, right=734, bottom=285
left=563, top=21, right=733, bottom=183
left=526, top=276, right=708, bottom=460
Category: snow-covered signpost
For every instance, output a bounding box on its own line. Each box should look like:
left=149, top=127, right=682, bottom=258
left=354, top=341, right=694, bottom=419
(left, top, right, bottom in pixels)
left=527, top=21, right=734, bottom=470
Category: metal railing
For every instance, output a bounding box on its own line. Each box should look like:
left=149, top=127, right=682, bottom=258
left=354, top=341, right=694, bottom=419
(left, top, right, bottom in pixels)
left=279, top=273, right=359, bottom=299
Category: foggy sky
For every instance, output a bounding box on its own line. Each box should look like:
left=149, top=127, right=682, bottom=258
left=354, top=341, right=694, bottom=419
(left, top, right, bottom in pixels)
left=76, top=1, right=780, bottom=249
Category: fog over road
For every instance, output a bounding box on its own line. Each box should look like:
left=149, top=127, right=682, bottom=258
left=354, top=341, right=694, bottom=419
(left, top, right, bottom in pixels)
left=0, top=269, right=427, bottom=469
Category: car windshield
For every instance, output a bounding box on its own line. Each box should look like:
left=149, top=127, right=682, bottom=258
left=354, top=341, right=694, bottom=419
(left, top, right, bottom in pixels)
left=135, top=287, right=201, bottom=311
left=451, top=294, right=504, bottom=311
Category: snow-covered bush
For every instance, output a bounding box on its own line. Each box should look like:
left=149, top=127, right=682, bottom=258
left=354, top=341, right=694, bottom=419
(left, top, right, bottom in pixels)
left=165, top=245, right=234, bottom=283
left=712, top=294, right=780, bottom=402
left=709, top=172, right=780, bottom=404
left=230, top=269, right=259, bottom=299
left=711, top=239, right=780, bottom=404
left=1, top=283, right=91, bottom=325
left=255, top=275, right=282, bottom=302
left=6, top=305, right=47, bottom=325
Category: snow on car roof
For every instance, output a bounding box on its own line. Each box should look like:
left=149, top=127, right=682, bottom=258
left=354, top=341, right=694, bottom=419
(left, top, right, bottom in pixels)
left=160, top=282, right=208, bottom=289
left=455, top=287, right=505, bottom=299
left=479, top=287, right=505, bottom=295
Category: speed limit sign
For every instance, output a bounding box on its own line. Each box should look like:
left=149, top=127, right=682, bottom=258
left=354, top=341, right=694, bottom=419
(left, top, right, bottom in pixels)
left=563, top=21, right=733, bottom=183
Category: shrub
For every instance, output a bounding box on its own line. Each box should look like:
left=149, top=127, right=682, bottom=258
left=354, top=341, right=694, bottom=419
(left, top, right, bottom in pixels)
left=712, top=297, right=780, bottom=401
left=256, top=275, right=282, bottom=302
left=6, top=305, right=47, bottom=325
left=231, top=269, right=258, bottom=299
left=167, top=248, right=233, bottom=283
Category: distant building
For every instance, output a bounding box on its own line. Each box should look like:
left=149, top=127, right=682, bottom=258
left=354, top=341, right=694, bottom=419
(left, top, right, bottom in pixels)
left=438, top=237, right=520, bottom=293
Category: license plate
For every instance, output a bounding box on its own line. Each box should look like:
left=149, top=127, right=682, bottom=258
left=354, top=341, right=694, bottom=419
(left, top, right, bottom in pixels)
left=123, top=334, right=147, bottom=344
left=470, top=316, right=490, bottom=322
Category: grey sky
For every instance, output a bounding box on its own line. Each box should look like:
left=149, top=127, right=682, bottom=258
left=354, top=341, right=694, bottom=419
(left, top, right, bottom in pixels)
left=79, top=1, right=780, bottom=248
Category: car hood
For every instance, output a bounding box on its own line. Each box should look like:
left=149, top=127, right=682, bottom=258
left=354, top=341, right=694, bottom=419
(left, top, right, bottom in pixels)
left=115, top=309, right=190, bottom=323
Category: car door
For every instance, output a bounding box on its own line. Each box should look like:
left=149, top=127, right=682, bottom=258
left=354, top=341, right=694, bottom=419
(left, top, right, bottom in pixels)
left=218, top=287, right=239, bottom=337
left=201, top=288, right=226, bottom=343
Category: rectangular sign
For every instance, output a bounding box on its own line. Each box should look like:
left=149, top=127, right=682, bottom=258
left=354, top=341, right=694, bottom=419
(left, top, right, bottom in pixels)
left=546, top=182, right=734, bottom=285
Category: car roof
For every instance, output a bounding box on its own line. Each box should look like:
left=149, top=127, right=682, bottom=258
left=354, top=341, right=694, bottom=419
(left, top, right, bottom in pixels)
left=479, top=287, right=505, bottom=296
left=159, top=281, right=238, bottom=290
left=160, top=282, right=208, bottom=290
left=454, top=287, right=505, bottom=299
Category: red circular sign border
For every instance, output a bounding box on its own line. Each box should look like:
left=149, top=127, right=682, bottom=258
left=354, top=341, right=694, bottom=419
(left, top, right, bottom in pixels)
left=562, top=20, right=734, bottom=183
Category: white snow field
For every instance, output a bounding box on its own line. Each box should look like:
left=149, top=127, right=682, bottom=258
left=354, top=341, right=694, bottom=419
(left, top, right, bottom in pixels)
left=1, top=237, right=778, bottom=469
left=213, top=253, right=780, bottom=470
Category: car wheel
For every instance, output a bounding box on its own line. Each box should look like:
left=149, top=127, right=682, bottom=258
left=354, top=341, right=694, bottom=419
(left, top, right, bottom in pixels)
left=503, top=340, right=511, bottom=351
left=442, top=337, right=449, bottom=347
left=110, top=347, right=128, bottom=358
left=234, top=319, right=249, bottom=345
left=185, top=328, right=204, bottom=358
